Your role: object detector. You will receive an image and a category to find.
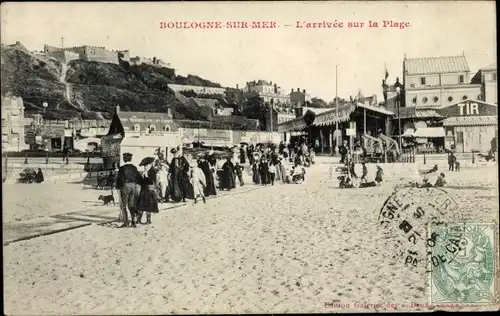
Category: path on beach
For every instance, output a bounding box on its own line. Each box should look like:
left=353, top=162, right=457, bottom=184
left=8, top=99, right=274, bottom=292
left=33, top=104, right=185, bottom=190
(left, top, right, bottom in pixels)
left=3, top=163, right=498, bottom=315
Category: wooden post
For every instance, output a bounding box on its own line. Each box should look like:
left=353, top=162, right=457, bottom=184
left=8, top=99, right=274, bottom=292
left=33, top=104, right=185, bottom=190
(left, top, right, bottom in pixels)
left=423, top=151, right=426, bottom=165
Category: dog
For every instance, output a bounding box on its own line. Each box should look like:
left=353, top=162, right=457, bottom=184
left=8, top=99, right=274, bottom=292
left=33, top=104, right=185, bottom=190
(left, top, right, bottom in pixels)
left=98, top=193, right=115, bottom=205
left=455, top=161, right=461, bottom=171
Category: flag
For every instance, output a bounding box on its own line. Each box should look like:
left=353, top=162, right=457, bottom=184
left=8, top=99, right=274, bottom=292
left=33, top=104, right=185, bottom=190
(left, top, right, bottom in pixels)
left=384, top=64, right=389, bottom=80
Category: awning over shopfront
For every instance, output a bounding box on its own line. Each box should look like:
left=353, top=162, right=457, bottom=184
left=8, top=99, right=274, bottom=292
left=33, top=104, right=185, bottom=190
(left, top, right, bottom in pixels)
left=413, top=127, right=446, bottom=138
left=442, top=116, right=498, bottom=127
left=278, top=103, right=395, bottom=132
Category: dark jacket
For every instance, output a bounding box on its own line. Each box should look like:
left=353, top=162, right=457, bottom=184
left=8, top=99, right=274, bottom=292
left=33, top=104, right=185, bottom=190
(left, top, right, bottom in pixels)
left=116, top=163, right=141, bottom=189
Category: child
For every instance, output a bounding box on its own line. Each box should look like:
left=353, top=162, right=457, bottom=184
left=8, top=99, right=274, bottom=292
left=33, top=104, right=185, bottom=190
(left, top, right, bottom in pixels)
left=375, top=165, right=383, bottom=185
left=268, top=162, right=276, bottom=186
left=455, top=161, right=460, bottom=171
left=235, top=162, right=245, bottom=186
left=434, top=173, right=446, bottom=187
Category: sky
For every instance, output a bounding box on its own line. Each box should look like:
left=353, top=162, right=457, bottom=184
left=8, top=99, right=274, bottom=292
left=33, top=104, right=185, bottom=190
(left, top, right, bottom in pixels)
left=1, top=1, right=497, bottom=102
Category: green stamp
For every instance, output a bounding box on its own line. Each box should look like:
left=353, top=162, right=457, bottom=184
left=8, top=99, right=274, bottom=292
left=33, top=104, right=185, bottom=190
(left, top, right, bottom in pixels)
left=429, top=223, right=496, bottom=304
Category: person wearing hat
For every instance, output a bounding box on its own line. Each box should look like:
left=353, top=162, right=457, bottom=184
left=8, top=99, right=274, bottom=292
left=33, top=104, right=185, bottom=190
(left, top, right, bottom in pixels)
left=168, top=147, right=192, bottom=202
left=198, top=154, right=217, bottom=197
left=115, top=152, right=141, bottom=228
left=220, top=157, right=236, bottom=191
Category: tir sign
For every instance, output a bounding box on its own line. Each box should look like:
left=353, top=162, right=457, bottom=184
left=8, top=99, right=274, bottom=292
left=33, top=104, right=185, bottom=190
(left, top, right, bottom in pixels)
left=458, top=102, right=479, bottom=116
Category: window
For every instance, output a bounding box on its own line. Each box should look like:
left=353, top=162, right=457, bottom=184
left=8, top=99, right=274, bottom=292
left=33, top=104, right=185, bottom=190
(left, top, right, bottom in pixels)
left=149, top=124, right=156, bottom=132
left=421, top=77, right=426, bottom=85
left=164, top=125, right=171, bottom=131
left=412, top=97, right=417, bottom=104
left=448, top=96, right=453, bottom=102
left=462, top=95, right=468, bottom=100
left=459, top=75, right=464, bottom=83
left=422, top=97, right=428, bottom=103
left=493, top=73, right=497, bottom=81
left=410, top=84, right=415, bottom=88
left=133, top=124, right=140, bottom=131
left=433, top=96, right=439, bottom=103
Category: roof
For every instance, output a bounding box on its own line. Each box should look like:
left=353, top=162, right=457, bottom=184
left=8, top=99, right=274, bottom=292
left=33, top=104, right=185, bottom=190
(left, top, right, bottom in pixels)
left=442, top=116, right=497, bottom=126
left=405, top=56, right=469, bottom=75
left=413, top=127, right=446, bottom=138
left=356, top=103, right=395, bottom=116
left=481, top=63, right=497, bottom=71
left=191, top=98, right=219, bottom=109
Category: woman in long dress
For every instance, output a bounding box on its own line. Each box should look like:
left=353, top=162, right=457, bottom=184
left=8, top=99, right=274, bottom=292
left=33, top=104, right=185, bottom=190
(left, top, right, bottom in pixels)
left=190, top=164, right=207, bottom=203
left=198, top=155, right=216, bottom=197
left=136, top=163, right=159, bottom=225
left=221, top=158, right=235, bottom=190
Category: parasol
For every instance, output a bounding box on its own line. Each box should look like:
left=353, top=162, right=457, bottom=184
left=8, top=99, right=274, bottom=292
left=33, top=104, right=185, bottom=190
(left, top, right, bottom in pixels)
left=139, top=157, right=156, bottom=166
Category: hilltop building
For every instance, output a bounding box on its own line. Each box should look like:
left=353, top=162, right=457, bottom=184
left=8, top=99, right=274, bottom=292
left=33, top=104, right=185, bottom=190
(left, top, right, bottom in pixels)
left=243, top=80, right=291, bottom=110
left=44, top=44, right=130, bottom=64
left=129, top=56, right=171, bottom=68
left=167, top=84, right=226, bottom=95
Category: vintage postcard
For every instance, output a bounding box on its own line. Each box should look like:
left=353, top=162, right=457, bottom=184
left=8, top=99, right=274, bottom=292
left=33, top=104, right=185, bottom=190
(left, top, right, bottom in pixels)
left=1, top=1, right=498, bottom=314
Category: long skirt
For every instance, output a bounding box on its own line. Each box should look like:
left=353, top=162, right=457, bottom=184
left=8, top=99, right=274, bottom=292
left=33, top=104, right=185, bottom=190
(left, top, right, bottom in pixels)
left=137, top=185, right=159, bottom=214
left=252, top=169, right=261, bottom=184
left=203, top=172, right=217, bottom=196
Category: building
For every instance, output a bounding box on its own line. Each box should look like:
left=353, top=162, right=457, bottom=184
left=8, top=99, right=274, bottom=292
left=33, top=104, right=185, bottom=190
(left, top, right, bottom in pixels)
left=167, top=84, right=226, bottom=95
left=129, top=56, right=171, bottom=68
left=102, top=106, right=183, bottom=168
left=278, top=102, right=396, bottom=154
left=189, top=98, right=234, bottom=116
left=43, top=44, right=129, bottom=64
left=1, top=96, right=29, bottom=152
left=290, top=88, right=312, bottom=108
left=403, top=55, right=482, bottom=108
left=471, top=63, right=497, bottom=104
left=243, top=80, right=291, bottom=110
left=438, top=100, right=497, bottom=153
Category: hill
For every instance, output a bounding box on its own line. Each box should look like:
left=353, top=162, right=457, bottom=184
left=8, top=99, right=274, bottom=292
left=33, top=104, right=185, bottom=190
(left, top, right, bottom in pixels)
left=0, top=44, right=219, bottom=121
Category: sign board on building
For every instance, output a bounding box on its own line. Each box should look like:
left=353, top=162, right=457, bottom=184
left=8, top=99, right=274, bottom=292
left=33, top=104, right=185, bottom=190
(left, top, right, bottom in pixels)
left=438, top=100, right=497, bottom=117
left=346, top=128, right=356, bottom=136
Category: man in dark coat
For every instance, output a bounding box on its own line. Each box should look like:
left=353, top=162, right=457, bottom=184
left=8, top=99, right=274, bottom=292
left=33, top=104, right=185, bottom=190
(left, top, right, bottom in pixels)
left=115, top=152, right=141, bottom=228
left=239, top=146, right=246, bottom=164
left=198, top=155, right=217, bottom=196
left=259, top=158, right=269, bottom=185
left=221, top=157, right=235, bottom=191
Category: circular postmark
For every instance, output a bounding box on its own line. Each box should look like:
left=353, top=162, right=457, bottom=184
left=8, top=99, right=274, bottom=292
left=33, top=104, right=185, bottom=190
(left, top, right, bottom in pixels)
left=377, top=187, right=466, bottom=270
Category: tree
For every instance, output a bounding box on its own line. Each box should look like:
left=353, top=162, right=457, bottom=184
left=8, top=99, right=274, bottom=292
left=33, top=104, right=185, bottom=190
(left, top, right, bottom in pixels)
left=310, top=97, right=328, bottom=108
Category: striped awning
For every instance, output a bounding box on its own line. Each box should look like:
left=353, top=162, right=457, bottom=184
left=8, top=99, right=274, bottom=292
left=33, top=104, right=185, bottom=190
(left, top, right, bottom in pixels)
left=442, top=116, right=497, bottom=127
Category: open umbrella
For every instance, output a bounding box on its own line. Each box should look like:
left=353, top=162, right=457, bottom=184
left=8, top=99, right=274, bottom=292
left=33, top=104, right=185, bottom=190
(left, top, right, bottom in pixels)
left=139, top=157, right=156, bottom=166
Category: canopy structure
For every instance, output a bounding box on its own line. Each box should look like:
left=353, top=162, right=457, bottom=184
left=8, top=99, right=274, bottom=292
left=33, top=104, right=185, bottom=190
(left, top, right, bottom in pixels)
left=278, top=103, right=395, bottom=132
left=413, top=127, right=446, bottom=138
left=402, top=128, right=415, bottom=137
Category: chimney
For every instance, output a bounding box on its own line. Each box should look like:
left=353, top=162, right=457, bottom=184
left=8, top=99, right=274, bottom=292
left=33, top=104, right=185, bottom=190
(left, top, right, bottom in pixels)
left=236, top=84, right=239, bottom=90
left=153, top=57, right=157, bottom=64
left=291, top=88, right=294, bottom=92
left=167, top=108, right=172, bottom=117
left=303, top=89, right=306, bottom=93
left=297, top=88, right=300, bottom=92
left=115, top=105, right=120, bottom=115
left=270, top=81, right=273, bottom=85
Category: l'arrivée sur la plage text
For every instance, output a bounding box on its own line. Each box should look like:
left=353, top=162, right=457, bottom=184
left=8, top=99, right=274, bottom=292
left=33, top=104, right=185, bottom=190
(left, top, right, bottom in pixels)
left=160, top=20, right=411, bottom=29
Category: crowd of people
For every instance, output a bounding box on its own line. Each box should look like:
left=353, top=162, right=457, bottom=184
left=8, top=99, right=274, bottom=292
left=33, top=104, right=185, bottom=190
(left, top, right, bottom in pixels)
left=113, top=139, right=320, bottom=228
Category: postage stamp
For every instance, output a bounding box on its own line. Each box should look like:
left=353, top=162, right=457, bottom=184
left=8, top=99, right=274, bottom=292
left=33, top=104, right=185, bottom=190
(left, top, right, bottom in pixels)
left=429, top=223, right=497, bottom=304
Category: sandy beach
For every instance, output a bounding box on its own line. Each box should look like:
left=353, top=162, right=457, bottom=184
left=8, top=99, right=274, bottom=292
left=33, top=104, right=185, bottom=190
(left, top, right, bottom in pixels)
left=3, top=162, right=499, bottom=314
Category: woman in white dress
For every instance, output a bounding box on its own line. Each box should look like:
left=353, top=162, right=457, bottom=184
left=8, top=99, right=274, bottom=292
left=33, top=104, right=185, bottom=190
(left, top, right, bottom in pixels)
left=190, top=163, right=207, bottom=204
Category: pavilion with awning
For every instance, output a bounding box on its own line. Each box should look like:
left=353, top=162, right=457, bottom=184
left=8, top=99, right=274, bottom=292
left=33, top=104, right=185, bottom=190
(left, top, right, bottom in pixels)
left=278, top=102, right=395, bottom=153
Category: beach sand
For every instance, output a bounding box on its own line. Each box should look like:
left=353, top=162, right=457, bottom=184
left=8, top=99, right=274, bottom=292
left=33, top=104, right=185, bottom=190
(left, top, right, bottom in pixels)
left=3, top=163, right=499, bottom=314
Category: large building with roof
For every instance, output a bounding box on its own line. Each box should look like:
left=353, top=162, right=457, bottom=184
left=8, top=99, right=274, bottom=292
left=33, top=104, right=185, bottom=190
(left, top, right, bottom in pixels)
left=403, top=55, right=482, bottom=108
left=471, top=63, right=497, bottom=104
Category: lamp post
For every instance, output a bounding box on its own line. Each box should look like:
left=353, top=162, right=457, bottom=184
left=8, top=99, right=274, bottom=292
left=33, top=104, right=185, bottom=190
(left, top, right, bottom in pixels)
left=396, top=86, right=402, bottom=156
